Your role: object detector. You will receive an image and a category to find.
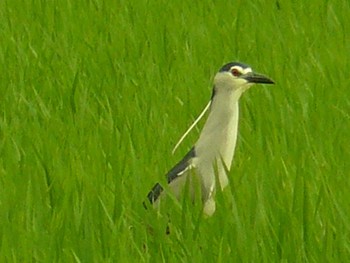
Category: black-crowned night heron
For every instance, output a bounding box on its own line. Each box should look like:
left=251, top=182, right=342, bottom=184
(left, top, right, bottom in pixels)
left=146, top=62, right=274, bottom=216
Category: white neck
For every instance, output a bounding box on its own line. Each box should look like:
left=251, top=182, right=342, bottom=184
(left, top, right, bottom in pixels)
left=194, top=87, right=243, bottom=190
left=195, top=87, right=243, bottom=191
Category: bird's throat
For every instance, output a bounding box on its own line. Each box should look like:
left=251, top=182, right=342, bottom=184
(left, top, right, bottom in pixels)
left=194, top=89, right=242, bottom=188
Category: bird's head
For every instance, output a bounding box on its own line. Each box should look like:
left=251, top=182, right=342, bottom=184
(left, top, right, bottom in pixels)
left=213, top=62, right=274, bottom=94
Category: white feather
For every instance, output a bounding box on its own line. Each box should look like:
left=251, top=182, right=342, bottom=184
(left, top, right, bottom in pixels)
left=172, top=100, right=212, bottom=154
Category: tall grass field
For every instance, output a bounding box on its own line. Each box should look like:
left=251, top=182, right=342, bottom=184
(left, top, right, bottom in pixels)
left=1, top=0, right=349, bottom=261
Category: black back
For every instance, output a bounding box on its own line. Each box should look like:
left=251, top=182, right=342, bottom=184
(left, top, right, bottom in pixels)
left=146, top=147, right=196, bottom=204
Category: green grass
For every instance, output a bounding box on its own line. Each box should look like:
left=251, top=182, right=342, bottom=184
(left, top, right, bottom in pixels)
left=1, top=0, right=350, bottom=261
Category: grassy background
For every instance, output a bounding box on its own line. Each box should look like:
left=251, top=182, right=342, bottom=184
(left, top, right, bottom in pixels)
left=1, top=0, right=349, bottom=261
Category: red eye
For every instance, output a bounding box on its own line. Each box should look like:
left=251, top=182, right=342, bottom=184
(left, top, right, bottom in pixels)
left=231, top=68, right=241, bottom=77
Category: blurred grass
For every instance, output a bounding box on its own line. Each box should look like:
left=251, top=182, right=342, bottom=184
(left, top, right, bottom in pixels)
left=0, top=0, right=349, bottom=261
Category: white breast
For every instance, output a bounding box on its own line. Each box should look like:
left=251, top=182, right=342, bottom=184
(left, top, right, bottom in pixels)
left=193, top=88, right=242, bottom=200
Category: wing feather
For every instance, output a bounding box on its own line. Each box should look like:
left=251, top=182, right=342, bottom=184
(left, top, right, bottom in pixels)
left=147, top=147, right=196, bottom=203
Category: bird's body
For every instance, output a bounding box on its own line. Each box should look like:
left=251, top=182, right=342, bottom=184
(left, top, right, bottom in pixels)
left=146, top=62, right=274, bottom=216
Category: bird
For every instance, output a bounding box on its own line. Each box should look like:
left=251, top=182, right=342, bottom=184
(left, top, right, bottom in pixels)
left=146, top=62, right=274, bottom=216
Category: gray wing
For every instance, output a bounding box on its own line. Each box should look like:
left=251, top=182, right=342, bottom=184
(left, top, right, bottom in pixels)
left=146, top=147, right=196, bottom=204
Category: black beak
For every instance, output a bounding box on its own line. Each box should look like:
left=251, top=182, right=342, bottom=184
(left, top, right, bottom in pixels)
left=243, top=72, right=274, bottom=84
